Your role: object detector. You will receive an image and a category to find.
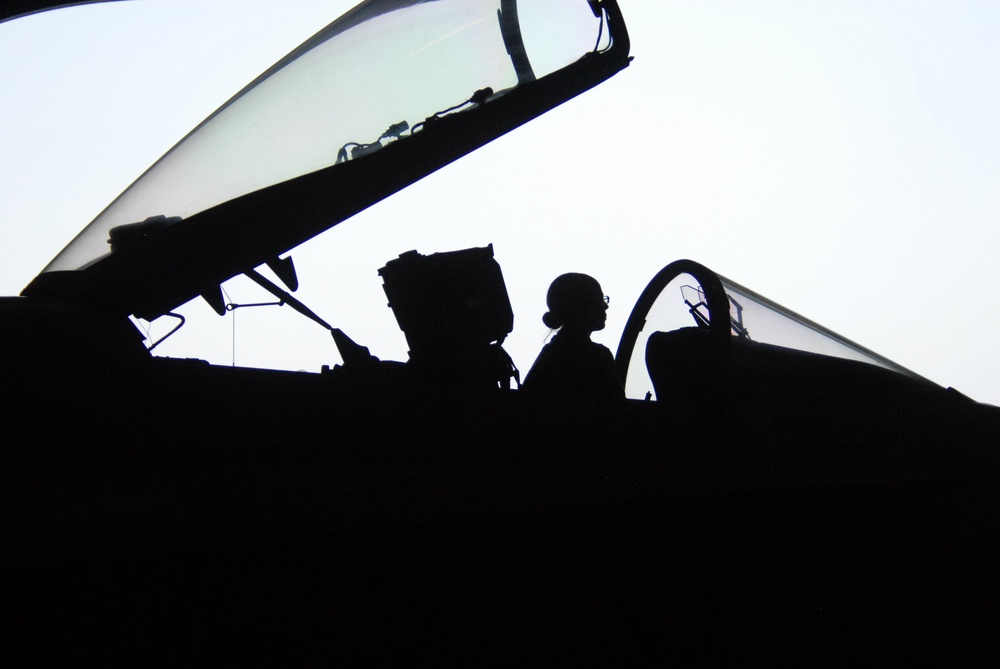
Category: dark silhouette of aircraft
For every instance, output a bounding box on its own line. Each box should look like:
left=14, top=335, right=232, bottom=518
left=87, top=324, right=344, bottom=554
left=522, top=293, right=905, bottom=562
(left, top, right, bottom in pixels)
left=3, top=1, right=998, bottom=663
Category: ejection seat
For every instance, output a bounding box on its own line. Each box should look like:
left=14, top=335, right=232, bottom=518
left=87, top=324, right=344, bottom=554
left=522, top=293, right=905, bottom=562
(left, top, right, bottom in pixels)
left=378, top=244, right=518, bottom=390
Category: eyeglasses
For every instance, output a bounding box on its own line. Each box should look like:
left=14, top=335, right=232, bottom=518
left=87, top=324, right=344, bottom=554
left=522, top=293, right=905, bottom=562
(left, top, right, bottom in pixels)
left=602, top=295, right=610, bottom=305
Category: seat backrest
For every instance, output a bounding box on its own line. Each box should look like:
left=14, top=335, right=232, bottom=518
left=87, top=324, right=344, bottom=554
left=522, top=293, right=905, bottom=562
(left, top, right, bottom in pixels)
left=379, top=245, right=516, bottom=388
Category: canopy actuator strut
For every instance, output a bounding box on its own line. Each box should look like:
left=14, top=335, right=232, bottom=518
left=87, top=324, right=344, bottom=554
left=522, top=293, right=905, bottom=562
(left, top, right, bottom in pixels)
left=244, top=268, right=332, bottom=332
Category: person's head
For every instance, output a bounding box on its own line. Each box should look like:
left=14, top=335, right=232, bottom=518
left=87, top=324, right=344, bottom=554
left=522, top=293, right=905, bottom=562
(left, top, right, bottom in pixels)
left=542, top=273, right=609, bottom=334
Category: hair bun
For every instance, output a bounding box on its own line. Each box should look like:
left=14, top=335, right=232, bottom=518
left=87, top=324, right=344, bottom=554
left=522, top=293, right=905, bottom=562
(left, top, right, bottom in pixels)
left=542, top=311, right=563, bottom=329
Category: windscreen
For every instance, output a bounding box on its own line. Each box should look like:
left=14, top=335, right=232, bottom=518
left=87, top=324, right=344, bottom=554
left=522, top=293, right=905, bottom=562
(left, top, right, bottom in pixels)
left=621, top=265, right=927, bottom=401
left=43, top=0, right=610, bottom=273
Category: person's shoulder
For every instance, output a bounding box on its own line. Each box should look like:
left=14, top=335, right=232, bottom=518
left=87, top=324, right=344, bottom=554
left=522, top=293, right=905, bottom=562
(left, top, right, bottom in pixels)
left=588, top=341, right=615, bottom=358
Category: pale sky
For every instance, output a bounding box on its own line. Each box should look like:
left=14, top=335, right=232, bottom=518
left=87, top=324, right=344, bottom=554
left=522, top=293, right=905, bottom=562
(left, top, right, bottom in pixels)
left=2, top=0, right=999, bottom=405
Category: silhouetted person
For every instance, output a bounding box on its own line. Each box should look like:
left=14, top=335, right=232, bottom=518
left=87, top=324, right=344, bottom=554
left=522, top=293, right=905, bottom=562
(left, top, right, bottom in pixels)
left=522, top=273, right=625, bottom=399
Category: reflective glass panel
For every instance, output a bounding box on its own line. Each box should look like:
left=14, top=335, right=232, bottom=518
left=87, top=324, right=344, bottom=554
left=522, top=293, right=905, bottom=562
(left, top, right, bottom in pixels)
left=44, top=0, right=607, bottom=272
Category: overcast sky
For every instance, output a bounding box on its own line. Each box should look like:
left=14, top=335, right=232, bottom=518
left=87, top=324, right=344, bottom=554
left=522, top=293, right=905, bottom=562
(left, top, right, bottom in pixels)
left=2, top=0, right=998, bottom=405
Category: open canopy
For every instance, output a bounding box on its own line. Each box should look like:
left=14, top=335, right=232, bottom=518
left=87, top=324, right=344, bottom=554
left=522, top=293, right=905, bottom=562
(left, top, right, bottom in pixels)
left=23, top=0, right=630, bottom=321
